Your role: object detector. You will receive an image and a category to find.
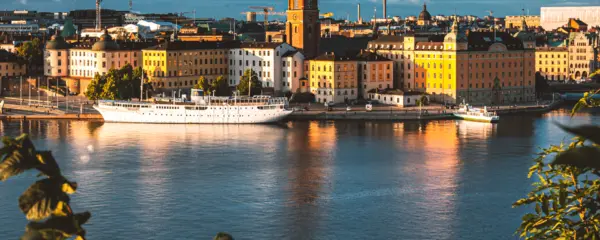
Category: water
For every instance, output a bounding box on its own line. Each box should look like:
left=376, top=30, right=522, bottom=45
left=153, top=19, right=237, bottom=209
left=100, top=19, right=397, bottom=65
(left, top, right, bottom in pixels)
left=0, top=108, right=597, bottom=239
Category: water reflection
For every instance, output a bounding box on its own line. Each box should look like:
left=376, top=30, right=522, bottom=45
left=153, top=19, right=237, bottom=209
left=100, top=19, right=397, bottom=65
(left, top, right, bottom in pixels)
left=0, top=110, right=597, bottom=239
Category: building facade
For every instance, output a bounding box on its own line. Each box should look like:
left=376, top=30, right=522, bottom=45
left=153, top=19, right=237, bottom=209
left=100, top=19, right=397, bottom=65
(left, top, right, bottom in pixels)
left=286, top=0, right=320, bottom=58
left=541, top=6, right=600, bottom=30
left=356, top=51, right=393, bottom=97
left=367, top=21, right=536, bottom=105
left=228, top=42, right=298, bottom=94
left=535, top=47, right=569, bottom=81
left=568, top=32, right=596, bottom=79
left=143, top=41, right=233, bottom=92
left=505, top=15, right=540, bottom=29
left=307, top=53, right=358, bottom=104
left=281, top=51, right=305, bottom=93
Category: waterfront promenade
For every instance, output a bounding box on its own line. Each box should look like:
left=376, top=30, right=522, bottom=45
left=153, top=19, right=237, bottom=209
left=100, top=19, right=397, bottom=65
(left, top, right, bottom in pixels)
left=0, top=97, right=561, bottom=121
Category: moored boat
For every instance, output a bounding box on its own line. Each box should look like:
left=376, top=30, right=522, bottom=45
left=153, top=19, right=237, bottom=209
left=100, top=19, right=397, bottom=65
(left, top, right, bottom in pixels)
left=94, top=90, right=293, bottom=124
left=453, top=104, right=499, bottom=123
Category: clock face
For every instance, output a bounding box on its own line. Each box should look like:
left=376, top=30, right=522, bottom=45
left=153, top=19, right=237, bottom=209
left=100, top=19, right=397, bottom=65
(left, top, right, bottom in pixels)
left=293, top=14, right=297, bottom=20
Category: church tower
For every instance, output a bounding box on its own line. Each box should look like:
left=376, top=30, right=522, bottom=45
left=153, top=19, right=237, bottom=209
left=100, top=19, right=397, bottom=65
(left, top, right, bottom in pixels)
left=286, top=0, right=320, bottom=59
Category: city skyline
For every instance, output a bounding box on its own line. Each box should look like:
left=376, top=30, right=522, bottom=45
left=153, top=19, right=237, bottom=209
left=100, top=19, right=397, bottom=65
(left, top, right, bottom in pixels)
left=6, top=0, right=600, bottom=20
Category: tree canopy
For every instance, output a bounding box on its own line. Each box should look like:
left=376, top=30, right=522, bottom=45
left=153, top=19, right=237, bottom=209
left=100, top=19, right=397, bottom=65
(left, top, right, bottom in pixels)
left=16, top=38, right=42, bottom=75
left=84, top=65, right=144, bottom=100
left=237, top=69, right=262, bottom=96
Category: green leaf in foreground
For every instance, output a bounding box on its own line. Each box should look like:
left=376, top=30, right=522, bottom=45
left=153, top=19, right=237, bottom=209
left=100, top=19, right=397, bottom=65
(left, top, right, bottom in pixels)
left=552, top=146, right=600, bottom=169
left=19, top=178, right=77, bottom=221
left=556, top=123, right=600, bottom=145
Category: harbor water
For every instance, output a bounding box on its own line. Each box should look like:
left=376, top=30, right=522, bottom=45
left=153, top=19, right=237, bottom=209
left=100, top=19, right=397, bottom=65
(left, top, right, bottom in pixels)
left=0, top=108, right=597, bottom=239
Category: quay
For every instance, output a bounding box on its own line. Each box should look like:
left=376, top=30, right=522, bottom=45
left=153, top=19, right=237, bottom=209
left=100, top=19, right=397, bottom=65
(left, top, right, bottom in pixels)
left=0, top=100, right=563, bottom=122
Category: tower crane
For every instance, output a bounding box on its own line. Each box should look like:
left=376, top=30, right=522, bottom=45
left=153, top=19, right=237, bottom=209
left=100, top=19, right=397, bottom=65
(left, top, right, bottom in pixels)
left=320, top=12, right=334, bottom=18
left=248, top=6, right=275, bottom=31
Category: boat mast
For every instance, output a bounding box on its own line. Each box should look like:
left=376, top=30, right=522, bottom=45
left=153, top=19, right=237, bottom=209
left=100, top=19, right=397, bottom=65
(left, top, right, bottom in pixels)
left=140, top=70, right=144, bottom=101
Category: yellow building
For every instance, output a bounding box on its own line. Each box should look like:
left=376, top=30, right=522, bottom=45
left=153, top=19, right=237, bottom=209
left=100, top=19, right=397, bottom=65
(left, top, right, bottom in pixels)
left=368, top=20, right=536, bottom=104
left=307, top=53, right=358, bottom=104
left=142, top=41, right=234, bottom=91
left=505, top=15, right=540, bottom=29
left=535, top=47, right=569, bottom=81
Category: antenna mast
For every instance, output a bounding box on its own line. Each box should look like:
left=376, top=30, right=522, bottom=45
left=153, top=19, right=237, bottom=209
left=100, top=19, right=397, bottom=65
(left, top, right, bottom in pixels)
left=96, top=0, right=102, bottom=30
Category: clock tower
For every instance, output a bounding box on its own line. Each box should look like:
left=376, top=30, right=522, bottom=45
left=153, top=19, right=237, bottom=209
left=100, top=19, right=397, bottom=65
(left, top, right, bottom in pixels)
left=286, top=0, right=320, bottom=59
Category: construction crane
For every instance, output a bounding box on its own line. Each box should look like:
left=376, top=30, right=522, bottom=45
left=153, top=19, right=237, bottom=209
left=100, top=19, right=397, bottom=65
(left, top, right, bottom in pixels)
left=248, top=6, right=276, bottom=31
left=96, top=0, right=102, bottom=30
left=320, top=12, right=334, bottom=18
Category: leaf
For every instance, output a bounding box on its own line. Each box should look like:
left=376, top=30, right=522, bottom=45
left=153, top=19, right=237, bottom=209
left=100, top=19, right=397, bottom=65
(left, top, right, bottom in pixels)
left=556, top=123, right=600, bottom=145
left=572, top=99, right=587, bottom=117
left=19, top=178, right=76, bottom=221
left=552, top=146, right=600, bottom=170
left=0, top=134, right=40, bottom=181
left=35, top=151, right=62, bottom=178
left=23, top=212, right=91, bottom=240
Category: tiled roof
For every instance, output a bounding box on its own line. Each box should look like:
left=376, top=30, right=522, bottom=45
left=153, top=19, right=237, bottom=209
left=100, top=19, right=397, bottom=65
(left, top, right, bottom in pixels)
left=281, top=50, right=299, bottom=58
left=466, top=32, right=524, bottom=51
left=415, top=42, right=444, bottom=51
left=356, top=51, right=391, bottom=61
left=313, top=53, right=358, bottom=61
left=319, top=35, right=371, bottom=57
left=0, top=49, right=22, bottom=62
left=239, top=42, right=282, bottom=49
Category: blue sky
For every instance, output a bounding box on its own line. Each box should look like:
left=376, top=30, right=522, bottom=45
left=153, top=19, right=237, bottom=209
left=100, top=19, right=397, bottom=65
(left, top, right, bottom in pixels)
left=7, top=0, right=600, bottom=20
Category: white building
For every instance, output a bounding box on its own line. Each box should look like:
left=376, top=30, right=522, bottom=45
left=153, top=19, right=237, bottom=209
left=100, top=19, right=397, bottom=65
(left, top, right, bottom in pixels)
left=281, top=51, right=304, bottom=93
left=228, top=42, right=299, bottom=95
left=541, top=6, right=600, bottom=30
left=367, top=90, right=424, bottom=107
left=137, top=20, right=179, bottom=32
left=0, top=24, right=39, bottom=34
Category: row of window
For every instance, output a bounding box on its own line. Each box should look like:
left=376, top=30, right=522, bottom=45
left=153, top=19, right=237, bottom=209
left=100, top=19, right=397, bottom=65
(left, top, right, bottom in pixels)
left=149, top=68, right=226, bottom=77
left=230, top=60, right=271, bottom=67
left=230, top=50, right=275, bottom=57
left=144, top=51, right=226, bottom=57
left=145, top=58, right=226, bottom=67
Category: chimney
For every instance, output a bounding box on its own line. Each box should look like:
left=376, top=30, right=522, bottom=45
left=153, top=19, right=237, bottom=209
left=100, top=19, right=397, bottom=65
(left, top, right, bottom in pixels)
left=357, top=3, right=362, bottom=24
left=383, top=0, right=387, bottom=22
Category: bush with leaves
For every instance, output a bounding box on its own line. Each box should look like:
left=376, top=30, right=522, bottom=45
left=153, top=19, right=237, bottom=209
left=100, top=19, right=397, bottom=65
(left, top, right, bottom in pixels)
left=0, top=134, right=90, bottom=240
left=513, top=91, right=600, bottom=239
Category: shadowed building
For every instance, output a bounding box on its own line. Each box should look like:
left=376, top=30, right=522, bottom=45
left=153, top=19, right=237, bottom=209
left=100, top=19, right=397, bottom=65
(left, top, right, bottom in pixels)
left=286, top=0, right=320, bottom=59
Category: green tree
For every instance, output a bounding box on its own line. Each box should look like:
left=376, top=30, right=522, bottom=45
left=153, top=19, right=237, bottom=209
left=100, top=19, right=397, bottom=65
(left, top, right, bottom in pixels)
left=100, top=70, right=119, bottom=100
left=85, top=73, right=103, bottom=100
left=0, top=134, right=91, bottom=239
left=16, top=38, right=42, bottom=75
left=212, top=75, right=230, bottom=96
left=237, top=69, right=262, bottom=96
left=514, top=91, right=600, bottom=239
left=194, top=76, right=211, bottom=95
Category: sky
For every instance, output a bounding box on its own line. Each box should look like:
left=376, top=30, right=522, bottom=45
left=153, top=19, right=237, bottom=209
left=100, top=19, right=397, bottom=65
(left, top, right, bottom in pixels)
left=5, top=0, right=600, bottom=21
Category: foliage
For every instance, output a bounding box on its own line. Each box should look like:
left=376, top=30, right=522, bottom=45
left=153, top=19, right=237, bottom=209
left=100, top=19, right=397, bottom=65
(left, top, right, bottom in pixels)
left=0, top=134, right=90, bottom=239
left=213, top=232, right=234, bottom=240
left=84, top=64, right=144, bottom=100
left=211, top=76, right=230, bottom=96
left=16, top=38, right=42, bottom=74
left=237, top=69, right=262, bottom=96
left=513, top=90, right=600, bottom=239
left=194, top=76, right=210, bottom=92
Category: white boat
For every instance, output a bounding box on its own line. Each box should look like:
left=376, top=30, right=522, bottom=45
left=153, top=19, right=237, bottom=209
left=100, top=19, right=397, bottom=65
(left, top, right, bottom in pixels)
left=93, top=93, right=293, bottom=124
left=453, top=104, right=499, bottom=123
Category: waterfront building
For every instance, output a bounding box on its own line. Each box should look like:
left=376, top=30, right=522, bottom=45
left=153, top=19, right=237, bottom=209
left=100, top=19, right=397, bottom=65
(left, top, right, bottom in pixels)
left=281, top=51, right=305, bottom=93
left=368, top=20, right=536, bottom=105
left=307, top=52, right=358, bottom=103
left=0, top=24, right=40, bottom=35
left=286, top=0, right=320, bottom=59
left=44, top=30, right=153, bottom=94
left=505, top=15, right=540, bottom=29
left=356, top=51, right=393, bottom=98
left=143, top=41, right=233, bottom=92
left=568, top=32, right=596, bottom=79
left=227, top=42, right=298, bottom=94
left=367, top=90, right=423, bottom=107
left=535, top=47, right=569, bottom=81
left=541, top=6, right=600, bottom=30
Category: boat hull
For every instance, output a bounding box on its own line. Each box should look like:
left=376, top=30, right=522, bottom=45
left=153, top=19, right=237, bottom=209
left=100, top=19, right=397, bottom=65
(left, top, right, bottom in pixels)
left=453, top=113, right=499, bottom=123
left=94, top=104, right=293, bottom=124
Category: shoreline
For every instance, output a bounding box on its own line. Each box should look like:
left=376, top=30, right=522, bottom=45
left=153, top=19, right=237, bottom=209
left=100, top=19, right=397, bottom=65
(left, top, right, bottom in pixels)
left=0, top=101, right=564, bottom=122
